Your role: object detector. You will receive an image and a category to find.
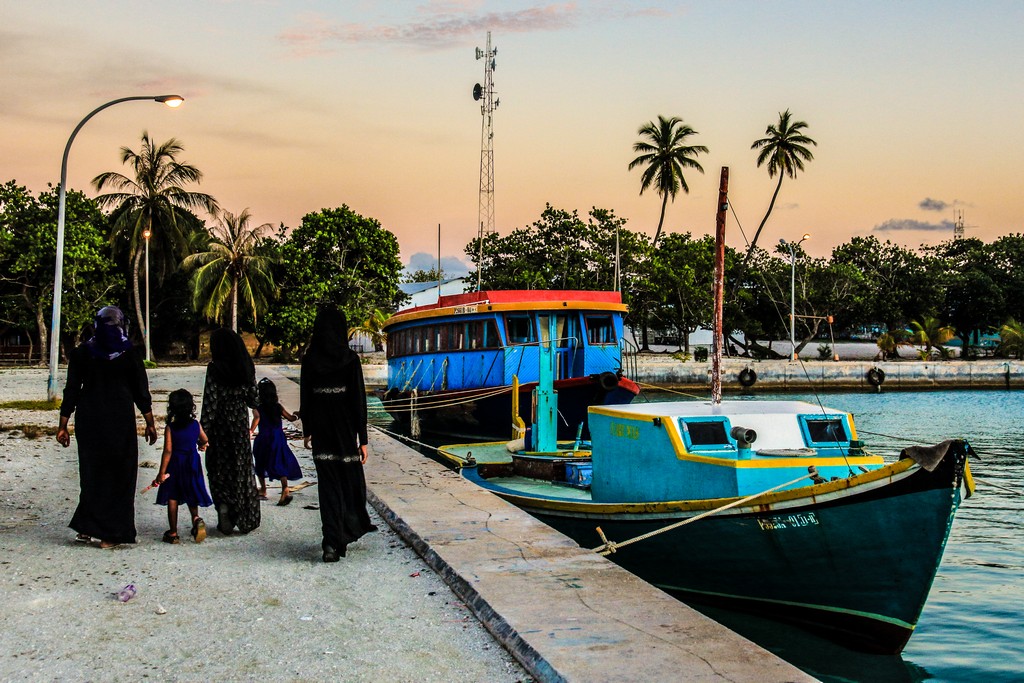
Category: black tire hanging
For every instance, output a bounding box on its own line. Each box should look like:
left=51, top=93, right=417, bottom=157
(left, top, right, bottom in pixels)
left=597, top=371, right=620, bottom=392
left=738, top=368, right=757, bottom=387
left=866, top=367, right=886, bottom=386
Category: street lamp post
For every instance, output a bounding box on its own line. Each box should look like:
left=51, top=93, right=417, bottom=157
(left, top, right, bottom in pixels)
left=781, top=233, right=811, bottom=362
left=142, top=227, right=152, bottom=362
left=46, top=95, right=183, bottom=400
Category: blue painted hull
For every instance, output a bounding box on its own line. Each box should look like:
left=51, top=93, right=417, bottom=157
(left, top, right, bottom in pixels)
left=467, top=444, right=970, bottom=654
left=382, top=375, right=638, bottom=440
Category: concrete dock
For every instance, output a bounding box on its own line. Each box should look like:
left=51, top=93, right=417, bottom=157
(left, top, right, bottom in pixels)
left=268, top=366, right=813, bottom=681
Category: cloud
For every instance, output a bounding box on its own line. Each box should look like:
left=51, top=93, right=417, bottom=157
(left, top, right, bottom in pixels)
left=919, top=197, right=947, bottom=212
left=279, top=3, right=663, bottom=54
left=872, top=218, right=955, bottom=233
left=406, top=252, right=470, bottom=276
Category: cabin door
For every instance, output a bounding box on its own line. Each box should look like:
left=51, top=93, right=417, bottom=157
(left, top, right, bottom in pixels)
left=538, top=314, right=573, bottom=380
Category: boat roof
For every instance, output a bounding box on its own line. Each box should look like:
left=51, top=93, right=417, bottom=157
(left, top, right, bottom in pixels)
left=591, top=400, right=846, bottom=419
left=385, top=289, right=626, bottom=328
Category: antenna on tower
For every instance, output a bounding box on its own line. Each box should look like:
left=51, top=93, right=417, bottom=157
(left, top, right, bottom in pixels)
left=953, top=209, right=965, bottom=240
left=473, top=31, right=499, bottom=291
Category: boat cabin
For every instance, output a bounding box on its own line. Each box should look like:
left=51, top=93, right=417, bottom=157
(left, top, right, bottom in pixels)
left=587, top=401, right=884, bottom=503
left=383, top=290, right=628, bottom=393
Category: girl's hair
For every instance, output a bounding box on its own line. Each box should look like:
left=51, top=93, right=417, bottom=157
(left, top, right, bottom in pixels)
left=257, top=377, right=279, bottom=415
left=167, top=389, right=196, bottom=428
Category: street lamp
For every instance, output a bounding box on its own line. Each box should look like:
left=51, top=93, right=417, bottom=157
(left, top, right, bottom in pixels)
left=46, top=95, right=184, bottom=400
left=142, top=227, right=152, bottom=362
left=781, top=233, right=811, bottom=361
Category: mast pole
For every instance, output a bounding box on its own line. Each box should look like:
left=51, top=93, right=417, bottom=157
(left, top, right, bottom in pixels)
left=711, top=167, right=729, bottom=405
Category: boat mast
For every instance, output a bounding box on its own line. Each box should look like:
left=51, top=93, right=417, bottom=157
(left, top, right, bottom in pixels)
left=711, top=167, right=729, bottom=405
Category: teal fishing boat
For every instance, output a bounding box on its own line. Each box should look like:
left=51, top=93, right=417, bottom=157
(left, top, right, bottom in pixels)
left=436, top=168, right=975, bottom=654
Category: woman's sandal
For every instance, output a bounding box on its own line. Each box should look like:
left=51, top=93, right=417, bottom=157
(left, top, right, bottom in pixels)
left=75, top=533, right=91, bottom=544
left=277, top=494, right=293, bottom=507
left=162, top=531, right=180, bottom=545
left=191, top=517, right=207, bottom=544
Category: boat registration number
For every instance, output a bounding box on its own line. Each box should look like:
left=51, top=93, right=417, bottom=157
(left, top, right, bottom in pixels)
left=453, top=305, right=478, bottom=314
left=757, top=512, right=819, bottom=531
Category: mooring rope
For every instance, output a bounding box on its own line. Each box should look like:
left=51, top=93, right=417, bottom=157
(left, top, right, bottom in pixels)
left=592, top=469, right=818, bottom=556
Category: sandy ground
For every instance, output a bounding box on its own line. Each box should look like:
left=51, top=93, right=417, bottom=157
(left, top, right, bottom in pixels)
left=0, top=367, right=529, bottom=683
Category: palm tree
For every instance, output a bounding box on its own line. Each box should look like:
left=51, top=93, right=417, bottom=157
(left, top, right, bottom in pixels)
left=746, top=110, right=817, bottom=260
left=93, top=132, right=218, bottom=333
left=182, top=208, right=275, bottom=331
left=998, top=318, right=1024, bottom=359
left=628, top=116, right=708, bottom=245
left=909, top=316, right=956, bottom=359
left=350, top=309, right=389, bottom=352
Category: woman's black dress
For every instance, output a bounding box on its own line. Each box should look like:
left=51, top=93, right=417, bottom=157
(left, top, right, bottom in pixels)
left=300, top=352, right=375, bottom=552
left=201, top=371, right=260, bottom=533
left=61, top=345, right=152, bottom=544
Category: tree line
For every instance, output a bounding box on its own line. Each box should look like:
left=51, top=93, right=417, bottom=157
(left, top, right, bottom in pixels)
left=0, top=133, right=403, bottom=364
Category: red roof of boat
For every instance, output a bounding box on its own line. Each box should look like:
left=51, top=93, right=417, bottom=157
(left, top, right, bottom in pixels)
left=399, top=290, right=621, bottom=315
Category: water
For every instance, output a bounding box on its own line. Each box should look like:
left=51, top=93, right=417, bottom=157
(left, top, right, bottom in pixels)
left=372, top=389, right=1024, bottom=682
left=676, top=389, right=1024, bottom=682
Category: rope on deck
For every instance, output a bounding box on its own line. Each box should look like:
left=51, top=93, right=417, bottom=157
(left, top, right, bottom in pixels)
left=593, top=469, right=819, bottom=557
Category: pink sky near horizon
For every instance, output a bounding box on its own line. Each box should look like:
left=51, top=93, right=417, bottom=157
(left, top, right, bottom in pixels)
left=3, top=1, right=1022, bottom=274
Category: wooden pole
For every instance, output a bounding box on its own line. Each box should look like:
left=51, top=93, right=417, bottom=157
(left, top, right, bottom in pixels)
left=711, top=167, right=729, bottom=405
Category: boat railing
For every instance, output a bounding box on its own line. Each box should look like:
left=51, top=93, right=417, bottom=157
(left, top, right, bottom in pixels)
left=620, top=337, right=639, bottom=380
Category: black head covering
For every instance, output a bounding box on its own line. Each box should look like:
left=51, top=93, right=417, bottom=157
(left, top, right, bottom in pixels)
left=305, top=306, right=356, bottom=374
left=84, top=306, right=133, bottom=360
left=207, top=328, right=255, bottom=387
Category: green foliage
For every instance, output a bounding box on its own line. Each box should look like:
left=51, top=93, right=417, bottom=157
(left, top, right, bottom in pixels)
left=745, top=110, right=817, bottom=262
left=262, top=206, right=403, bottom=352
left=998, top=318, right=1024, bottom=359
left=817, top=344, right=833, bottom=360
left=910, top=316, right=956, bottom=358
left=0, top=181, right=121, bottom=361
left=628, top=116, right=708, bottom=244
left=93, top=132, right=218, bottom=337
left=404, top=267, right=445, bottom=283
left=182, top=208, right=275, bottom=331
left=693, top=347, right=708, bottom=362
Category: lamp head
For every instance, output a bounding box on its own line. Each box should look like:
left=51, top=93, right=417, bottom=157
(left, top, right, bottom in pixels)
left=155, top=95, right=185, bottom=108
left=142, top=228, right=152, bottom=239
left=800, top=233, right=811, bottom=242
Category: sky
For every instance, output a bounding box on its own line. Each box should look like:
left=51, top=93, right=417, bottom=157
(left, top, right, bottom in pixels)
left=3, top=1, right=1023, bottom=275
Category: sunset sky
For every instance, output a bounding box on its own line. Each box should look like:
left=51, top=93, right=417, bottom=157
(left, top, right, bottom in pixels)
left=3, top=1, right=1022, bottom=274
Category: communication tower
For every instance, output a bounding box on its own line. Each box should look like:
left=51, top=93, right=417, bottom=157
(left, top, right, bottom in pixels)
left=473, top=32, right=499, bottom=242
left=953, top=209, right=965, bottom=240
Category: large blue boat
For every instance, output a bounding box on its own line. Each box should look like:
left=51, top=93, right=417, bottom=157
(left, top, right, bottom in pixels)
left=380, top=290, right=640, bottom=439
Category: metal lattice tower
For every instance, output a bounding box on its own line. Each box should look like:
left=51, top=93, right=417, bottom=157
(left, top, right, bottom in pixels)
left=473, top=32, right=499, bottom=242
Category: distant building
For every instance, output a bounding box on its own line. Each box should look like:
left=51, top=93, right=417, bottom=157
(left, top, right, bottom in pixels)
left=398, top=277, right=471, bottom=309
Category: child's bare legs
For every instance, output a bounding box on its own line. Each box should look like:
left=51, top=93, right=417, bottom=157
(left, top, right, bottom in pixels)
left=164, top=501, right=180, bottom=543
left=258, top=476, right=267, bottom=500
left=278, top=478, right=293, bottom=506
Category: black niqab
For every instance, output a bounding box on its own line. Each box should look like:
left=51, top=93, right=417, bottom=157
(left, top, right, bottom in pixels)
left=305, top=307, right=356, bottom=374
left=84, top=306, right=133, bottom=360
left=207, top=328, right=255, bottom=387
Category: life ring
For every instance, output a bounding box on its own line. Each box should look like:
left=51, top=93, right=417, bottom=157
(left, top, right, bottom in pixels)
left=597, top=371, right=620, bottom=392
left=738, top=368, right=757, bottom=387
left=866, top=367, right=886, bottom=386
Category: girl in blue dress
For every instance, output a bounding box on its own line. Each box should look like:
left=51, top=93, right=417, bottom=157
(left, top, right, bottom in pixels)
left=153, top=389, right=214, bottom=544
left=250, top=378, right=302, bottom=506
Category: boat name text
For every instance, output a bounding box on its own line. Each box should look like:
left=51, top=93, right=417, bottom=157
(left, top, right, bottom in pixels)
left=757, top=512, right=819, bottom=531
left=453, top=305, right=478, bottom=315
left=609, top=422, right=640, bottom=440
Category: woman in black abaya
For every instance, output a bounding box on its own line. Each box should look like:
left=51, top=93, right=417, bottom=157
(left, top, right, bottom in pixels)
left=57, top=306, right=157, bottom=548
left=300, top=307, right=376, bottom=562
left=202, top=328, right=260, bottom=535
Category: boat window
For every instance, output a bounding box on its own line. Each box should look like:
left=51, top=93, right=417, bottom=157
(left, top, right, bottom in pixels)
left=506, top=315, right=535, bottom=345
left=585, top=315, right=616, bottom=345
left=483, top=319, right=500, bottom=348
left=467, top=319, right=501, bottom=350
left=686, top=420, right=729, bottom=446
left=803, top=417, right=849, bottom=445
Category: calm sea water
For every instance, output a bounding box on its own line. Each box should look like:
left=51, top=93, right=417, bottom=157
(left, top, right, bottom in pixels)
left=676, top=389, right=1024, bottom=683
left=371, top=388, right=1024, bottom=682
